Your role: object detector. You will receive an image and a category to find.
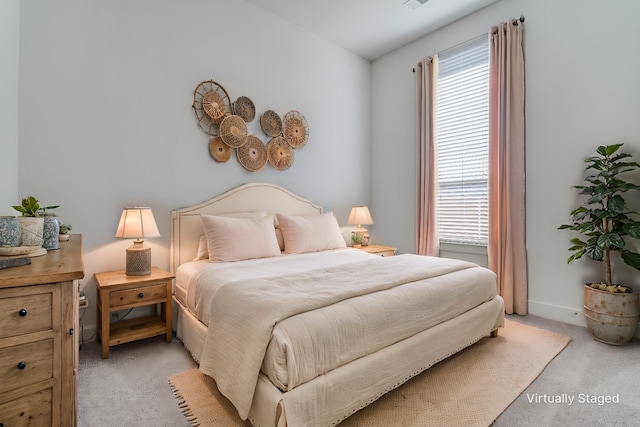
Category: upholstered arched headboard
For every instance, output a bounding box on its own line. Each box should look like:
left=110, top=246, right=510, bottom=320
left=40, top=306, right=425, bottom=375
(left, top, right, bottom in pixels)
left=170, top=183, right=322, bottom=273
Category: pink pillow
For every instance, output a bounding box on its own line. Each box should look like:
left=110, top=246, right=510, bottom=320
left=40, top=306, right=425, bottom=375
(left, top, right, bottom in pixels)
left=200, top=214, right=280, bottom=262
left=193, top=211, right=269, bottom=261
left=276, top=212, right=346, bottom=254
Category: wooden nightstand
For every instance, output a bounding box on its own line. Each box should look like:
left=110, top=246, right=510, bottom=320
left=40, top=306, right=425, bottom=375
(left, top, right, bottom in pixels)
left=357, top=245, right=397, bottom=257
left=95, top=267, right=174, bottom=359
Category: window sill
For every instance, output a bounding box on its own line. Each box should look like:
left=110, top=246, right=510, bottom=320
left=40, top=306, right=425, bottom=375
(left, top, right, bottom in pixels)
left=439, top=242, right=488, bottom=267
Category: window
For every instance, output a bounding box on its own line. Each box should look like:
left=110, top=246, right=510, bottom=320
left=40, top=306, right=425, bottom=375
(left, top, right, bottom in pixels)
left=435, top=35, right=489, bottom=246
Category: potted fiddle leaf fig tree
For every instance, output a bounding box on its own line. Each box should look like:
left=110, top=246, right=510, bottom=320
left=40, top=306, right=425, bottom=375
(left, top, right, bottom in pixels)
left=558, top=143, right=640, bottom=345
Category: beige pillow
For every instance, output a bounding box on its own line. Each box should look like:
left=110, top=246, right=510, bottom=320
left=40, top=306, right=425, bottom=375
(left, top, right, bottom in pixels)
left=200, top=214, right=280, bottom=262
left=193, top=211, right=268, bottom=261
left=276, top=212, right=346, bottom=254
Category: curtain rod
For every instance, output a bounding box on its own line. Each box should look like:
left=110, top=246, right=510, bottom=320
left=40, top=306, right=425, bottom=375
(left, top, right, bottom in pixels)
left=412, top=15, right=525, bottom=73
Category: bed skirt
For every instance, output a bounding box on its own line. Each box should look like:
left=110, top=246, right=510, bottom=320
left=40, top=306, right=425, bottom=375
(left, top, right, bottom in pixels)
left=172, top=295, right=505, bottom=427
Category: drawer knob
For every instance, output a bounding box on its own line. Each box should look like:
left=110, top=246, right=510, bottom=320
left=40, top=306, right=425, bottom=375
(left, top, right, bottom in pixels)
left=138, top=292, right=145, bottom=299
left=17, top=361, right=26, bottom=370
left=18, top=308, right=27, bottom=317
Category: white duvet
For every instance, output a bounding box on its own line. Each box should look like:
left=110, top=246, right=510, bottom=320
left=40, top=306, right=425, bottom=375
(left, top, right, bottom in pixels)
left=184, top=250, right=498, bottom=420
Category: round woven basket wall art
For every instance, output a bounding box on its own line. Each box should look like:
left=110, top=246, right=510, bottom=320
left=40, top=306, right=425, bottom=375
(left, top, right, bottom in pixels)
left=237, top=135, right=268, bottom=172
left=267, top=136, right=294, bottom=170
left=208, top=136, right=232, bottom=162
left=283, top=110, right=309, bottom=148
left=192, top=80, right=232, bottom=136
left=203, top=91, right=226, bottom=121
left=260, top=110, right=283, bottom=137
left=220, top=115, right=248, bottom=148
left=233, top=96, right=256, bottom=122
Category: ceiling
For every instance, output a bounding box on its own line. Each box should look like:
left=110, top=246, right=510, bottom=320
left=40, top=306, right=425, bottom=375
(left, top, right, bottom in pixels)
left=243, top=0, right=499, bottom=61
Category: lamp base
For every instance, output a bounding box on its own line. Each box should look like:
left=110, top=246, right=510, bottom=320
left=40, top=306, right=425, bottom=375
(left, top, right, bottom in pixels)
left=126, top=240, right=152, bottom=276
left=351, top=228, right=368, bottom=247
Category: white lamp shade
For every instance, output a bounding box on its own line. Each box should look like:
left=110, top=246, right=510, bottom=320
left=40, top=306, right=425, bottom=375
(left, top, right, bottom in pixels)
left=115, top=207, right=160, bottom=239
left=348, top=206, right=374, bottom=226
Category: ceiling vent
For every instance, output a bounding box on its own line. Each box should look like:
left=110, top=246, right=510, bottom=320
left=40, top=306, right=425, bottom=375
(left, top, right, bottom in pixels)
left=404, top=0, right=430, bottom=10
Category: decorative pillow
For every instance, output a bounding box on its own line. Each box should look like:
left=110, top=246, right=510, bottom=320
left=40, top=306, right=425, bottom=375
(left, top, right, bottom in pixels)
left=200, top=213, right=280, bottom=262
left=193, top=211, right=268, bottom=261
left=193, top=235, right=209, bottom=261
left=275, top=227, right=285, bottom=251
left=276, top=212, right=346, bottom=254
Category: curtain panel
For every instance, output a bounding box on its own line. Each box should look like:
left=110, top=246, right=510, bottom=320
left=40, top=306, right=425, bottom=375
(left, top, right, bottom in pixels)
left=415, top=56, right=440, bottom=256
left=488, top=20, right=527, bottom=314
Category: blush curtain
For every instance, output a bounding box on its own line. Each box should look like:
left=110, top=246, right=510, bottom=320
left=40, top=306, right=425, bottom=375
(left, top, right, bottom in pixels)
left=415, top=56, right=439, bottom=256
left=488, top=20, right=527, bottom=314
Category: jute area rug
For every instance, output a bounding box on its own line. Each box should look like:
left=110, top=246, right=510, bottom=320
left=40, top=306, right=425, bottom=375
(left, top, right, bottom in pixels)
left=167, top=319, right=570, bottom=426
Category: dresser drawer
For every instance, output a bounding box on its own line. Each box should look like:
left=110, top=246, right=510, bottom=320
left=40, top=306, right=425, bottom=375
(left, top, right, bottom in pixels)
left=0, top=388, right=52, bottom=426
left=0, top=339, right=53, bottom=394
left=109, top=283, right=167, bottom=308
left=0, top=291, right=53, bottom=339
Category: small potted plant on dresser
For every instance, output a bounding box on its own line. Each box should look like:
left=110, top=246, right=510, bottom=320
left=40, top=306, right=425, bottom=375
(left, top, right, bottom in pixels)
left=59, top=223, right=72, bottom=241
left=559, top=143, right=640, bottom=345
left=12, top=196, right=60, bottom=250
left=12, top=196, right=47, bottom=247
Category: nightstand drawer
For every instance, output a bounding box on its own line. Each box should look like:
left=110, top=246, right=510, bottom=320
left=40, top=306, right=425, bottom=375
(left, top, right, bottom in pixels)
left=0, top=290, right=53, bottom=339
left=376, top=250, right=396, bottom=257
left=357, top=245, right=397, bottom=257
left=0, top=339, right=53, bottom=394
left=109, top=283, right=167, bottom=308
left=0, top=388, right=52, bottom=425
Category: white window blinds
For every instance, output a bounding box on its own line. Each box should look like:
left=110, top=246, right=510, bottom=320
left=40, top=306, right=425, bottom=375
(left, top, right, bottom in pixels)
left=435, top=35, right=489, bottom=246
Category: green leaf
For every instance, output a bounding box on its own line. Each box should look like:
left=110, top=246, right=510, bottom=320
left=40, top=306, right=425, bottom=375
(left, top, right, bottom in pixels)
left=622, top=223, right=640, bottom=238
left=607, top=195, right=626, bottom=213
left=568, top=250, right=584, bottom=263
left=604, top=144, right=623, bottom=156
left=585, top=239, right=604, bottom=261
left=621, top=250, right=640, bottom=270
left=597, top=233, right=625, bottom=249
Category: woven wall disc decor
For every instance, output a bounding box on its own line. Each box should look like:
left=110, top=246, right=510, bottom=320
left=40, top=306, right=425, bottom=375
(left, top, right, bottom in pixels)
left=283, top=110, right=309, bottom=148
left=260, top=110, right=283, bottom=137
left=237, top=135, right=268, bottom=172
left=208, top=136, right=232, bottom=162
left=192, top=80, right=232, bottom=136
left=233, top=96, right=256, bottom=122
left=220, top=115, right=248, bottom=148
left=203, top=91, right=226, bottom=120
left=267, top=136, right=294, bottom=171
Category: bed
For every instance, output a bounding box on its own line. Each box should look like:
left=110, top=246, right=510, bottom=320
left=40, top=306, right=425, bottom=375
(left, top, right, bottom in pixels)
left=170, top=182, right=505, bottom=427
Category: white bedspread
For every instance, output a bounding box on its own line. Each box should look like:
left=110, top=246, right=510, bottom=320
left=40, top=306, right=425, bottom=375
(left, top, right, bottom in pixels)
left=181, top=248, right=376, bottom=325
left=196, top=253, right=497, bottom=420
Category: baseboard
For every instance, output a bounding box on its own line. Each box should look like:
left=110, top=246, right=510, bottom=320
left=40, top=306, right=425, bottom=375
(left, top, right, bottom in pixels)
left=529, top=299, right=640, bottom=339
left=79, top=324, right=97, bottom=345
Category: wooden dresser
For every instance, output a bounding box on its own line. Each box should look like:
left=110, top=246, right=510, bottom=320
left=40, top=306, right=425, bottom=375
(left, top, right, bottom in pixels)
left=0, top=235, right=84, bottom=426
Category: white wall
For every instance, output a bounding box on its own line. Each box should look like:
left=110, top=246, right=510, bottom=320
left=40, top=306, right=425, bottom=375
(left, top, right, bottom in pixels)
left=0, top=0, right=20, bottom=215
left=16, top=0, right=640, bottom=338
left=18, top=0, right=371, bottom=336
left=371, top=0, right=640, bottom=327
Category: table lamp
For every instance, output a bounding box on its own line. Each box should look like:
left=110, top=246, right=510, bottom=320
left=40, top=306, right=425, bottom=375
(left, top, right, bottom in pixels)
left=348, top=206, right=373, bottom=247
left=115, top=207, right=160, bottom=276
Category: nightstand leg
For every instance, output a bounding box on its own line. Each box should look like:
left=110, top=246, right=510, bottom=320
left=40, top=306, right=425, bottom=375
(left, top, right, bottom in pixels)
left=99, top=289, right=110, bottom=358
left=162, top=280, right=172, bottom=343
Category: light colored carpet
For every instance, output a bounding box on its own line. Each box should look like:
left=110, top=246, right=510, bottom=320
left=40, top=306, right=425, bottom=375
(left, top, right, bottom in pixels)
left=167, top=319, right=570, bottom=426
